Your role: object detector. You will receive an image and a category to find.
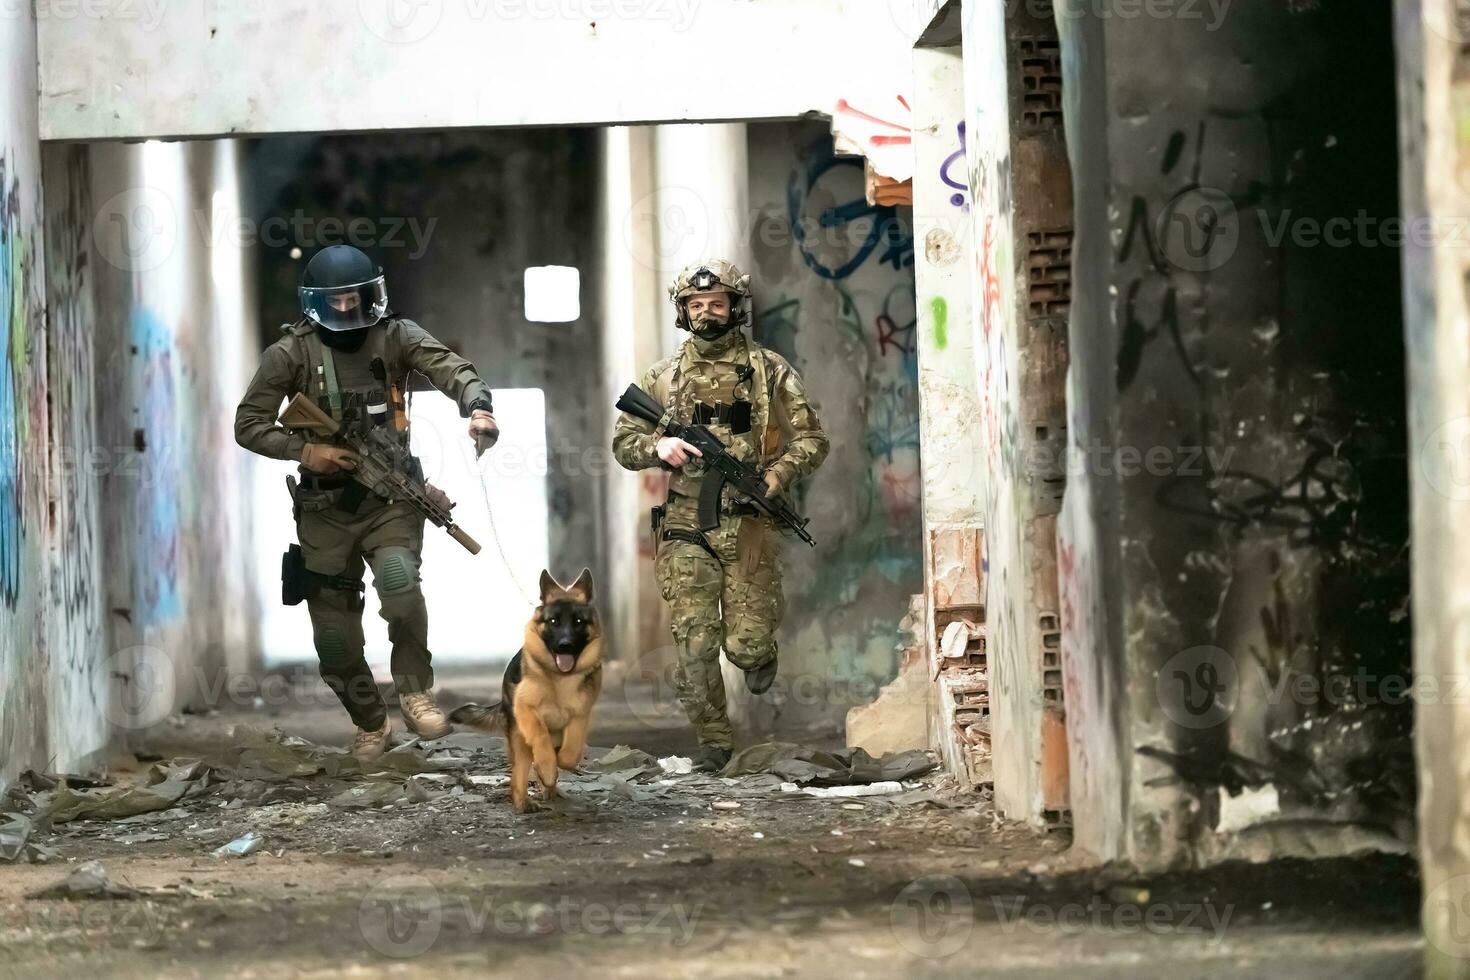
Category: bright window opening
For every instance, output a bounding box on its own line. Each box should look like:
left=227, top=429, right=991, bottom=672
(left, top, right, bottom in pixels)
left=523, top=265, right=581, bottom=322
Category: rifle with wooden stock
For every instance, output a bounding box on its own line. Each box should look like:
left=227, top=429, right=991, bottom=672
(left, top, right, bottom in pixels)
left=278, top=393, right=481, bottom=555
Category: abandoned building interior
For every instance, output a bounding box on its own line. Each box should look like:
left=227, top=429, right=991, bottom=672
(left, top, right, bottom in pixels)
left=1, top=0, right=1468, bottom=975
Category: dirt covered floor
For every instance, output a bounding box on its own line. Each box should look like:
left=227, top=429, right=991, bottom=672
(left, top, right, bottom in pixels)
left=0, top=670, right=1425, bottom=978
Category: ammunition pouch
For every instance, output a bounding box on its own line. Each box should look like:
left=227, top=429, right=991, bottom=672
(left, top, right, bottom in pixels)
left=281, top=544, right=366, bottom=606
left=692, top=400, right=753, bottom=434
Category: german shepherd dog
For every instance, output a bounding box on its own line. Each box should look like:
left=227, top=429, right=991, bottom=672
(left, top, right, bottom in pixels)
left=449, top=569, right=603, bottom=812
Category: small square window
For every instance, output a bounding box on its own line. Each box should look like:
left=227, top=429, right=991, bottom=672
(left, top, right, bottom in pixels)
left=524, top=265, right=580, bottom=322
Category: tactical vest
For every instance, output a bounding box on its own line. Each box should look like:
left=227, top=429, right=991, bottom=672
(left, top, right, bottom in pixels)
left=283, top=318, right=413, bottom=449
left=652, top=336, right=785, bottom=501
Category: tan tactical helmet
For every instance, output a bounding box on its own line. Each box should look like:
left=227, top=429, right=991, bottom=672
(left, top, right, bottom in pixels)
left=668, top=259, right=753, bottom=331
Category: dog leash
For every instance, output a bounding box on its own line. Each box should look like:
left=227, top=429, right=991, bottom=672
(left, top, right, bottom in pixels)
left=475, top=455, right=538, bottom=610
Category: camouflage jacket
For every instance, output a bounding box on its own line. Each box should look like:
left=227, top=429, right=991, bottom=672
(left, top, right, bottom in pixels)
left=234, top=316, right=492, bottom=461
left=612, top=331, right=829, bottom=498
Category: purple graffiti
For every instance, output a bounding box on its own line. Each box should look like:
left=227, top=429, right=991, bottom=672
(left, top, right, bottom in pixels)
left=940, top=122, right=968, bottom=209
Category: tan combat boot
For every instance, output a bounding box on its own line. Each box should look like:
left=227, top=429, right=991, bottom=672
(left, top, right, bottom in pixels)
left=400, top=690, right=451, bottom=740
left=351, top=718, right=392, bottom=764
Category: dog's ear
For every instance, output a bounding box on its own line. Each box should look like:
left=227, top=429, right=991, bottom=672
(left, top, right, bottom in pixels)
left=538, top=569, right=561, bottom=601
left=569, top=567, right=594, bottom=602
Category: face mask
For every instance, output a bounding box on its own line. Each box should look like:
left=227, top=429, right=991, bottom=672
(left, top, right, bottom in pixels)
left=690, top=313, right=733, bottom=339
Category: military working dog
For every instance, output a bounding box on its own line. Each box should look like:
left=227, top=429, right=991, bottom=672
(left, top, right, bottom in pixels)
left=449, top=569, right=603, bottom=812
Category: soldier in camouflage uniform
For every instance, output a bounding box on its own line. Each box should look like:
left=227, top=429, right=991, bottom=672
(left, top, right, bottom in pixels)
left=235, top=245, right=500, bottom=763
left=613, top=260, right=829, bottom=771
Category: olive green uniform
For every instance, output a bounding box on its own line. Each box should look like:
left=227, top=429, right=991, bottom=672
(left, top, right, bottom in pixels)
left=235, top=316, right=491, bottom=730
left=613, top=330, right=829, bottom=749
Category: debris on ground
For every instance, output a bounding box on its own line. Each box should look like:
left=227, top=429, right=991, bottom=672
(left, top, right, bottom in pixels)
left=788, top=781, right=905, bottom=798
left=211, top=831, right=266, bottom=858
left=0, top=813, right=57, bottom=863
left=25, top=860, right=143, bottom=900
left=720, top=742, right=936, bottom=785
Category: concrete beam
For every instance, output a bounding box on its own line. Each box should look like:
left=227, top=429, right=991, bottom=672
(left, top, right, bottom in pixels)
left=37, top=0, right=915, bottom=141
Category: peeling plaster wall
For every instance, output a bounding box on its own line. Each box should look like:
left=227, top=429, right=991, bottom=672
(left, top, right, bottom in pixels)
left=912, top=44, right=989, bottom=782
left=961, top=0, right=1041, bottom=818
left=1057, top=1, right=1411, bottom=866
left=743, top=121, right=923, bottom=732
left=41, top=145, right=109, bottom=774
left=86, top=139, right=260, bottom=739
left=0, top=21, right=256, bottom=784
left=0, top=2, right=55, bottom=785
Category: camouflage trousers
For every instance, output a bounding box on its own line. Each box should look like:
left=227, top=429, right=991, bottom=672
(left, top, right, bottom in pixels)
left=296, top=486, right=433, bottom=731
left=655, top=501, right=784, bottom=750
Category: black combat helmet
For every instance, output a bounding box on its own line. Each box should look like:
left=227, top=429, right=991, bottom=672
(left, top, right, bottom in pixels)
left=299, top=245, right=389, bottom=332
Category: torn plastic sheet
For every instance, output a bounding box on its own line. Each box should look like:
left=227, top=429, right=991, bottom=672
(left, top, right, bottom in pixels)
left=720, top=743, right=936, bottom=785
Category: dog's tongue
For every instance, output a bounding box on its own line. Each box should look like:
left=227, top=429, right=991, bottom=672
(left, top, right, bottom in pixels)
left=555, top=654, right=575, bottom=673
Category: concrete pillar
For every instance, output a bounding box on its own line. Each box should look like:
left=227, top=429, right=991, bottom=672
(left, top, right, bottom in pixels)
left=957, top=0, right=1073, bottom=826
left=912, top=44, right=990, bottom=783
left=600, top=125, right=668, bottom=673
left=1057, top=1, right=1410, bottom=866
left=1395, top=1, right=1470, bottom=974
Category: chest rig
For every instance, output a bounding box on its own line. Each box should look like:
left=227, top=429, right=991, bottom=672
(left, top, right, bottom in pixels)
left=287, top=319, right=412, bottom=450
left=649, top=337, right=784, bottom=561
left=667, top=337, right=774, bottom=475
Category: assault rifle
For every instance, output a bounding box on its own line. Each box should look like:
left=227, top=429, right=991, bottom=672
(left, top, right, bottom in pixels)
left=615, top=384, right=816, bottom=547
left=278, top=393, right=482, bottom=555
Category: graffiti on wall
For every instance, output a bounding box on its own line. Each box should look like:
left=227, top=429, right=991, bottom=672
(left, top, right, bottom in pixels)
left=940, top=122, right=969, bottom=210
left=833, top=95, right=914, bottom=183
left=787, top=148, right=914, bottom=281
left=47, top=148, right=106, bottom=726
left=130, top=307, right=182, bottom=625
left=747, top=129, right=924, bottom=697
left=0, top=152, right=46, bottom=613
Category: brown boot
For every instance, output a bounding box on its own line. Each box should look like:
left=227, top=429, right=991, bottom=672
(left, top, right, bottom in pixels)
left=400, top=690, right=451, bottom=739
left=351, top=718, right=392, bottom=764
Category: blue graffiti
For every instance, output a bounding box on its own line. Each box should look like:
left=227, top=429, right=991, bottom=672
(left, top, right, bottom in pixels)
left=787, top=141, right=914, bottom=281
left=0, top=158, right=28, bottom=610
left=130, top=307, right=182, bottom=625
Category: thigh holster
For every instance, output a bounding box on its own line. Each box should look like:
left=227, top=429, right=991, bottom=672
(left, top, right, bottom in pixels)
left=281, top=544, right=366, bottom=606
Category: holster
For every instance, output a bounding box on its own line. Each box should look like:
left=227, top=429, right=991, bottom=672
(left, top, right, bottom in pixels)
left=650, top=504, right=666, bottom=559
left=736, top=516, right=766, bottom=575
left=281, top=544, right=365, bottom=606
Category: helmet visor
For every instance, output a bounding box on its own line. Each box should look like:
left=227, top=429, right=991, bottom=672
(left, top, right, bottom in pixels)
left=299, top=276, right=388, bottom=331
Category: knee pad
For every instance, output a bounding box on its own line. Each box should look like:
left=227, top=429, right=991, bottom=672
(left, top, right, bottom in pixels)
left=371, top=546, right=419, bottom=597
left=725, top=632, right=777, bottom=670
left=315, top=627, right=349, bottom=662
